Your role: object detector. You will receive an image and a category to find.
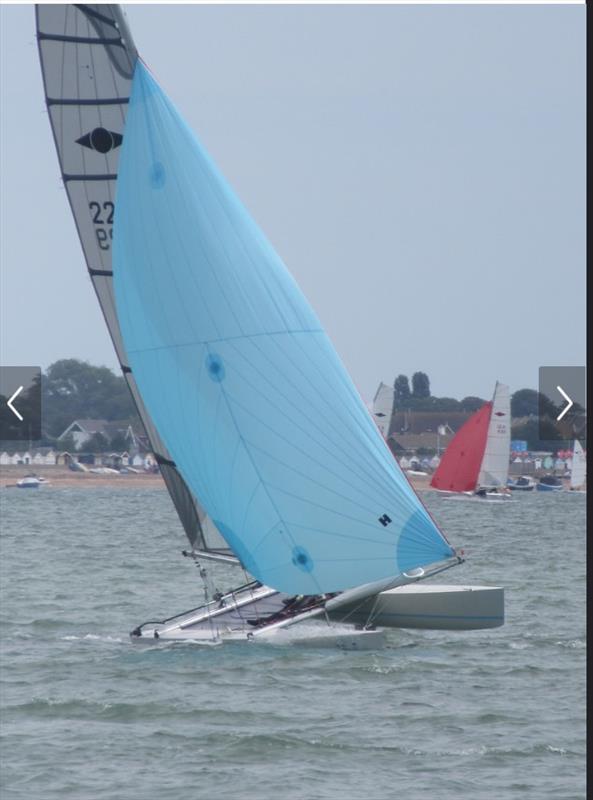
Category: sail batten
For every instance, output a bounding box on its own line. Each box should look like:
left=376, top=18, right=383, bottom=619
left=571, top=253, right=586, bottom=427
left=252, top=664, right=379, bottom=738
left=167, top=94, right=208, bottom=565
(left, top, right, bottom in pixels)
left=36, top=4, right=233, bottom=558
left=112, top=61, right=454, bottom=594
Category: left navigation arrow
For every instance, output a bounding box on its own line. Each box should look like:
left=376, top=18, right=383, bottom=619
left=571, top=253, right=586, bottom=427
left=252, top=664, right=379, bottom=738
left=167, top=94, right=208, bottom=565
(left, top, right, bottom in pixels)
left=0, top=367, right=42, bottom=440
left=7, top=386, right=24, bottom=421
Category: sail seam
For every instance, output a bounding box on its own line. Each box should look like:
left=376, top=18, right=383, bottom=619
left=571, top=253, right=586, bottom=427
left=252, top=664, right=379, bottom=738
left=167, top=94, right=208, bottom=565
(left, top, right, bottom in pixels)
left=125, top=329, right=324, bottom=356
left=74, top=4, right=119, bottom=28
left=231, top=334, right=402, bottom=501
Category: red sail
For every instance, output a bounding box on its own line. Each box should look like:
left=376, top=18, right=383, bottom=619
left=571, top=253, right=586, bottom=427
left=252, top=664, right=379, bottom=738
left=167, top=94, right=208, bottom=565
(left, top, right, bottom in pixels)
left=430, top=403, right=492, bottom=493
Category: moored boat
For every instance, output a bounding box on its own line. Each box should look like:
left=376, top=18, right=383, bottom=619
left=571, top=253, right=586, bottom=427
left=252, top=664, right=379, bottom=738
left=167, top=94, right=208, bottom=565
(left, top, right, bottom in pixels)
left=507, top=475, right=536, bottom=491
left=536, top=475, right=563, bottom=492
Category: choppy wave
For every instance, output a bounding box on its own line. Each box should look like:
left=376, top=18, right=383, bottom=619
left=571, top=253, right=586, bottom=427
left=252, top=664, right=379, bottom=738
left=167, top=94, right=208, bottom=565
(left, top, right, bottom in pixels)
left=0, top=486, right=585, bottom=800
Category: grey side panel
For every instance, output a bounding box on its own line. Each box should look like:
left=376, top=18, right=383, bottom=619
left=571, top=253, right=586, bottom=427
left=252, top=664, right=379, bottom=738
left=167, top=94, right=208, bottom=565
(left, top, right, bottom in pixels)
left=36, top=4, right=233, bottom=557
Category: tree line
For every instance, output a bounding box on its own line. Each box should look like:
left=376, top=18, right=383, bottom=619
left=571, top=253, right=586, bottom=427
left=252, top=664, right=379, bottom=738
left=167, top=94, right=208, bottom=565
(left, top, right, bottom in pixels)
left=390, top=372, right=581, bottom=450
left=34, top=359, right=138, bottom=447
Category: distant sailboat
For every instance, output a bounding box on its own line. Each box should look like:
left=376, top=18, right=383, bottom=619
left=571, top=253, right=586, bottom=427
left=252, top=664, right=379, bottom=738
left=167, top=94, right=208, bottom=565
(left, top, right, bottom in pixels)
left=372, top=383, right=395, bottom=438
left=37, top=4, right=503, bottom=645
left=430, top=383, right=511, bottom=500
left=569, top=440, right=586, bottom=492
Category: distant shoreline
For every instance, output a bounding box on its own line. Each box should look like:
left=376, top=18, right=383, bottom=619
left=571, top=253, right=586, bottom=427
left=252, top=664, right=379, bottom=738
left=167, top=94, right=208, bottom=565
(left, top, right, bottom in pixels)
left=0, top=465, right=570, bottom=492
left=2, top=465, right=436, bottom=491
left=0, top=464, right=164, bottom=490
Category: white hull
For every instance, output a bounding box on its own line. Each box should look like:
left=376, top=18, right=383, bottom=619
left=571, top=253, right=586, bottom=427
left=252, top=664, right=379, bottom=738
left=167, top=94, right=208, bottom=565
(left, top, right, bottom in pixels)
left=438, top=490, right=511, bottom=503
left=330, top=584, right=504, bottom=630
left=133, top=621, right=385, bottom=650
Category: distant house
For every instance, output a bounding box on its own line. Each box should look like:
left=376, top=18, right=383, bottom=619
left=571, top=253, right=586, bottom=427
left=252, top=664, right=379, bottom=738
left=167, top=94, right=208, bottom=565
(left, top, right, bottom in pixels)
left=57, top=419, right=148, bottom=453
left=390, top=411, right=472, bottom=436
left=388, top=431, right=454, bottom=455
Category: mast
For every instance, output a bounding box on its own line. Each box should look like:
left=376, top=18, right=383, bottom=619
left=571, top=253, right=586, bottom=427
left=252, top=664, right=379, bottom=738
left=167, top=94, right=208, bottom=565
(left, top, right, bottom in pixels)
left=36, top=4, right=233, bottom=560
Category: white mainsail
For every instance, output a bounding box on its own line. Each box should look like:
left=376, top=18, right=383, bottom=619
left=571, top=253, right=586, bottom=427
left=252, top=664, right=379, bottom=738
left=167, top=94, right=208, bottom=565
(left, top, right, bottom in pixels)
left=35, top=3, right=233, bottom=561
left=478, top=382, right=510, bottom=489
left=372, top=382, right=395, bottom=438
left=570, top=440, right=586, bottom=489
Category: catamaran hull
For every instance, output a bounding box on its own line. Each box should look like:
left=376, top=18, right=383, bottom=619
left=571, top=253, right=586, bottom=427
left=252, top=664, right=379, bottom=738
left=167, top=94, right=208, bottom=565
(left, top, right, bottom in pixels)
left=131, top=625, right=386, bottom=650
left=330, top=584, right=504, bottom=630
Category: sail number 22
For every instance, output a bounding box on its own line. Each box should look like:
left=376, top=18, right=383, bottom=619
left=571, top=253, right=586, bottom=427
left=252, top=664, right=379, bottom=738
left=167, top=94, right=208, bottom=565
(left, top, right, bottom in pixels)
left=89, top=201, right=114, bottom=250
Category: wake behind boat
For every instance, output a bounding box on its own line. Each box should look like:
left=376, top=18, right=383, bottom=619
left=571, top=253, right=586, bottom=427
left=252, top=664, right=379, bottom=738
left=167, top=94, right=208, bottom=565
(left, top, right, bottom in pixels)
left=37, top=3, right=504, bottom=648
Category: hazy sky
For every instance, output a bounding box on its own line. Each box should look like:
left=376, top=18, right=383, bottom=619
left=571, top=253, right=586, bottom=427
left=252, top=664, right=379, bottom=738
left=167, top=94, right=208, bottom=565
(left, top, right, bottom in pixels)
left=0, top=3, right=585, bottom=402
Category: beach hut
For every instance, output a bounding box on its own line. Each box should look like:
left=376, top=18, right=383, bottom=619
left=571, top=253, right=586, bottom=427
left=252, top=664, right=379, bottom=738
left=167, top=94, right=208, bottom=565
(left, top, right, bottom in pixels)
left=0, top=452, right=10, bottom=465
left=43, top=451, right=57, bottom=466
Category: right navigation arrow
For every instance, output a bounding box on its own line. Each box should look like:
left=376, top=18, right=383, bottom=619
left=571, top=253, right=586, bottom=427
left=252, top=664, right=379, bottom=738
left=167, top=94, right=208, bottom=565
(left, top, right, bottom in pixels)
left=556, top=385, right=573, bottom=421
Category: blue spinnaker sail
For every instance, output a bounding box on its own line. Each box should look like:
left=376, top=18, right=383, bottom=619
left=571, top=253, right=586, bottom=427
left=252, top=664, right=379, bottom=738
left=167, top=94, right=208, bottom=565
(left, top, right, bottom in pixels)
left=113, top=62, right=454, bottom=594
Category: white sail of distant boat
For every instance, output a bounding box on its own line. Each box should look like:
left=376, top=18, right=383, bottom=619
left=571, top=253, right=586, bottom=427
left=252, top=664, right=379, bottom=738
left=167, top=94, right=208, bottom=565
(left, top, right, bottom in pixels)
left=372, top=382, right=395, bottom=438
left=570, top=440, right=586, bottom=491
left=431, top=382, right=511, bottom=499
left=36, top=4, right=504, bottom=646
left=478, top=383, right=511, bottom=489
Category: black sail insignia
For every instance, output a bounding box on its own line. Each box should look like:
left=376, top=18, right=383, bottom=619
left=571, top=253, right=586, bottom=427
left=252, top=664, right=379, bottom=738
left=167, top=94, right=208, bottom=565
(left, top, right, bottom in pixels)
left=76, top=127, right=123, bottom=153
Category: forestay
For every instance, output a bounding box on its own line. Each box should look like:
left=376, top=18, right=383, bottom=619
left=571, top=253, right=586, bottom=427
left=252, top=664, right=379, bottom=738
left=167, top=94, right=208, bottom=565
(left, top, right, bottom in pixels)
left=112, top=63, right=455, bottom=595
left=36, top=4, right=231, bottom=557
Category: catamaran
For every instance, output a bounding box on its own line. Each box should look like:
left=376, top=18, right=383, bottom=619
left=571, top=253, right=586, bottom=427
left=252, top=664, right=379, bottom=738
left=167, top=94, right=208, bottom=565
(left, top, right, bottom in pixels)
left=430, top=382, right=511, bottom=500
left=37, top=4, right=503, bottom=647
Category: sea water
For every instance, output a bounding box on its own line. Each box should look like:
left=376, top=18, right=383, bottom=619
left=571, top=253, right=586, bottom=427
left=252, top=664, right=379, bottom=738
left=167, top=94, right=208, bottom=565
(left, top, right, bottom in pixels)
left=0, top=487, right=585, bottom=799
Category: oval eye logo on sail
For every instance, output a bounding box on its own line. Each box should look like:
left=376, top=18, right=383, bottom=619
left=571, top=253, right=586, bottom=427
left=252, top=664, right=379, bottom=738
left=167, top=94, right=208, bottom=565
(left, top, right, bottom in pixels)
left=76, top=127, right=123, bottom=154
